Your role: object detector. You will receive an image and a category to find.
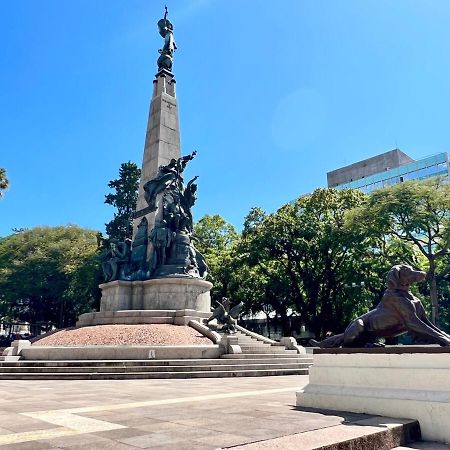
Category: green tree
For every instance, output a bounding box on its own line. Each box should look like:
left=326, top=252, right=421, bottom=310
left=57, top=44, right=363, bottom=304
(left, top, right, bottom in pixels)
left=105, top=161, right=141, bottom=241
left=349, top=178, right=450, bottom=324
left=193, top=214, right=239, bottom=302
left=0, top=226, right=102, bottom=328
left=238, top=189, right=375, bottom=337
left=0, top=168, right=9, bottom=198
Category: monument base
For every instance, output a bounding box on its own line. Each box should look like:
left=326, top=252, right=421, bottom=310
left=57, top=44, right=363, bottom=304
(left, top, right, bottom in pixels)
left=76, top=309, right=210, bottom=327
left=296, top=347, right=450, bottom=444
left=97, top=277, right=212, bottom=312
left=20, top=344, right=222, bottom=361
left=77, top=277, right=212, bottom=327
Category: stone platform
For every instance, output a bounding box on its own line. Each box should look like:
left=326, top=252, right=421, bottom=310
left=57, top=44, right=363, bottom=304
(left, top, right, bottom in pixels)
left=98, top=278, right=212, bottom=313
left=296, top=347, right=450, bottom=444
left=0, top=354, right=310, bottom=378
left=76, top=309, right=210, bottom=327
left=18, top=345, right=222, bottom=362
left=2, top=328, right=312, bottom=377
left=0, top=374, right=431, bottom=449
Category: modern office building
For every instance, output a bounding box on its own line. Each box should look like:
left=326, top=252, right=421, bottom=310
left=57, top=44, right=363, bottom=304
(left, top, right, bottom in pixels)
left=327, top=149, right=449, bottom=193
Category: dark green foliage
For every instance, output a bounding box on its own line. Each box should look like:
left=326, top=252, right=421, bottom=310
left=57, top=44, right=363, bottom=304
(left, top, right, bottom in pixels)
left=0, top=168, right=8, bottom=198
left=195, top=184, right=450, bottom=338
left=193, top=214, right=239, bottom=302
left=348, top=178, right=450, bottom=325
left=433, top=255, right=450, bottom=333
left=0, top=226, right=102, bottom=328
left=105, top=162, right=141, bottom=241
left=2, top=172, right=447, bottom=340
left=235, top=189, right=375, bottom=337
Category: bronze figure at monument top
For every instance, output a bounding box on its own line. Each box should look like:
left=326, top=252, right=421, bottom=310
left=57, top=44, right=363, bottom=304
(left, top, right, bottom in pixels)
left=157, top=6, right=177, bottom=74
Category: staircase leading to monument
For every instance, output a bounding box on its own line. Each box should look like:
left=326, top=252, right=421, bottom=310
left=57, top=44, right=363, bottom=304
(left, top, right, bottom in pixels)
left=0, top=331, right=313, bottom=380
left=0, top=352, right=312, bottom=379
left=221, top=330, right=304, bottom=357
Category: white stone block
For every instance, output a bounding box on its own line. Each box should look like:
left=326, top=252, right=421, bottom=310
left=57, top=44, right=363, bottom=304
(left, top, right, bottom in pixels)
left=297, top=350, right=450, bottom=444
left=22, top=345, right=222, bottom=361
left=2, top=347, right=14, bottom=356
left=11, top=340, right=31, bottom=355
left=280, top=336, right=306, bottom=354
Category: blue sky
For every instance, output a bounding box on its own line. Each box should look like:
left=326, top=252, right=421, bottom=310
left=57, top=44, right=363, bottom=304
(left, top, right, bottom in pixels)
left=2, top=0, right=450, bottom=237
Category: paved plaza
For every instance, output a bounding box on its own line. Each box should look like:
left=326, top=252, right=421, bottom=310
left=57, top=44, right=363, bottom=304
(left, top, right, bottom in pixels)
left=1, top=375, right=449, bottom=450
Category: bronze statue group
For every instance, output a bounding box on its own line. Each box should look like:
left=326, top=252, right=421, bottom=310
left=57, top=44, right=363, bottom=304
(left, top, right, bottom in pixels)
left=101, top=152, right=207, bottom=282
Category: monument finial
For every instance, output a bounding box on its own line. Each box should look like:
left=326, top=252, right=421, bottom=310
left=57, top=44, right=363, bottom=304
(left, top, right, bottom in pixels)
left=157, top=6, right=177, bottom=74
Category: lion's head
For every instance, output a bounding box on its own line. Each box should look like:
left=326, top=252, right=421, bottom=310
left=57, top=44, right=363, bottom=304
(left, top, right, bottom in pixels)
left=386, top=264, right=426, bottom=290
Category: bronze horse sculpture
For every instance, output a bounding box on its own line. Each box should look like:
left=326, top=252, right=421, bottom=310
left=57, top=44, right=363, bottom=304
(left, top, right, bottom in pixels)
left=311, top=264, right=450, bottom=348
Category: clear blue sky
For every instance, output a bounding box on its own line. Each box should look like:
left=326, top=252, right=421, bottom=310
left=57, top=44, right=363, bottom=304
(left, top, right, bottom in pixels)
left=2, top=0, right=450, bottom=237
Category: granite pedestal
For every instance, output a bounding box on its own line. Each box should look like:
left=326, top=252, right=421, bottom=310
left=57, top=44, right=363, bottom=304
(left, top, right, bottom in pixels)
left=77, top=278, right=212, bottom=327
left=296, top=347, right=450, bottom=444
left=98, top=278, right=212, bottom=312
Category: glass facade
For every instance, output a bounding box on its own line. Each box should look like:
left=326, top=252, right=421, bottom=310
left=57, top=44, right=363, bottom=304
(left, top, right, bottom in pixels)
left=334, top=152, right=449, bottom=193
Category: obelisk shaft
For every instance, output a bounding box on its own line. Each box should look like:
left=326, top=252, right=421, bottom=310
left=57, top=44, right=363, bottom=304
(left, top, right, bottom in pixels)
left=133, top=72, right=180, bottom=237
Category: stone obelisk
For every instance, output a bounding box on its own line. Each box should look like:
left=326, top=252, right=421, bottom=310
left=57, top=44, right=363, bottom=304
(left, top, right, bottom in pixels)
left=77, top=8, right=212, bottom=327
left=133, top=7, right=180, bottom=238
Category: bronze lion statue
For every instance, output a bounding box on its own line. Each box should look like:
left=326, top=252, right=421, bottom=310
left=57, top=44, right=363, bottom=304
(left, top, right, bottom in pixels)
left=311, top=264, right=450, bottom=348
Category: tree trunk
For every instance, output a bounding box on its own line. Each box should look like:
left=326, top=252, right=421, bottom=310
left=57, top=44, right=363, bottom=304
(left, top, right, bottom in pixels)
left=265, top=313, right=271, bottom=338
left=279, top=311, right=291, bottom=336
left=59, top=299, right=65, bottom=329
left=429, top=259, right=439, bottom=324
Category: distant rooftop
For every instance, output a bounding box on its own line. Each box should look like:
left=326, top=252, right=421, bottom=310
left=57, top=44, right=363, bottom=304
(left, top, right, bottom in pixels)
left=333, top=152, right=449, bottom=192
left=327, top=148, right=414, bottom=187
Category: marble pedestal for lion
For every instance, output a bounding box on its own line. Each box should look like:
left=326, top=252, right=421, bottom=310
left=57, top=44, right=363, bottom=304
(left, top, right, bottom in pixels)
left=77, top=278, right=212, bottom=327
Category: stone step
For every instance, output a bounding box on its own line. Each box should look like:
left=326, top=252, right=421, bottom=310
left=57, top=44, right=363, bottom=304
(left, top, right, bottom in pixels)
left=232, top=333, right=265, bottom=339
left=229, top=417, right=421, bottom=450
left=238, top=342, right=278, bottom=347
left=89, top=317, right=175, bottom=325
left=239, top=347, right=275, bottom=352
left=96, top=310, right=179, bottom=317
left=221, top=332, right=269, bottom=343
left=0, top=367, right=308, bottom=380
left=233, top=333, right=260, bottom=339
left=0, top=357, right=310, bottom=367
left=221, top=353, right=312, bottom=360
left=239, top=346, right=298, bottom=354
left=0, top=362, right=310, bottom=374
left=393, top=443, right=450, bottom=449
left=234, top=339, right=261, bottom=344
left=234, top=331, right=277, bottom=343
left=236, top=338, right=268, bottom=344
left=0, top=356, right=20, bottom=362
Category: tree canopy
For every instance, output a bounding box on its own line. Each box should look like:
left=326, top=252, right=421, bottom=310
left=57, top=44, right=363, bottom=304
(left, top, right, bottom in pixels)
left=234, top=189, right=379, bottom=336
left=348, top=178, right=450, bottom=324
left=0, top=226, right=101, bottom=328
left=0, top=168, right=8, bottom=198
left=104, top=161, right=140, bottom=241
left=193, top=214, right=239, bottom=302
left=3, top=174, right=449, bottom=338
left=193, top=184, right=450, bottom=338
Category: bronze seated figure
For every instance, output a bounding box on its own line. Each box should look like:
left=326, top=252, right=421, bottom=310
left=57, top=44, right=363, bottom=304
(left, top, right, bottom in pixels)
left=311, top=264, right=450, bottom=348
